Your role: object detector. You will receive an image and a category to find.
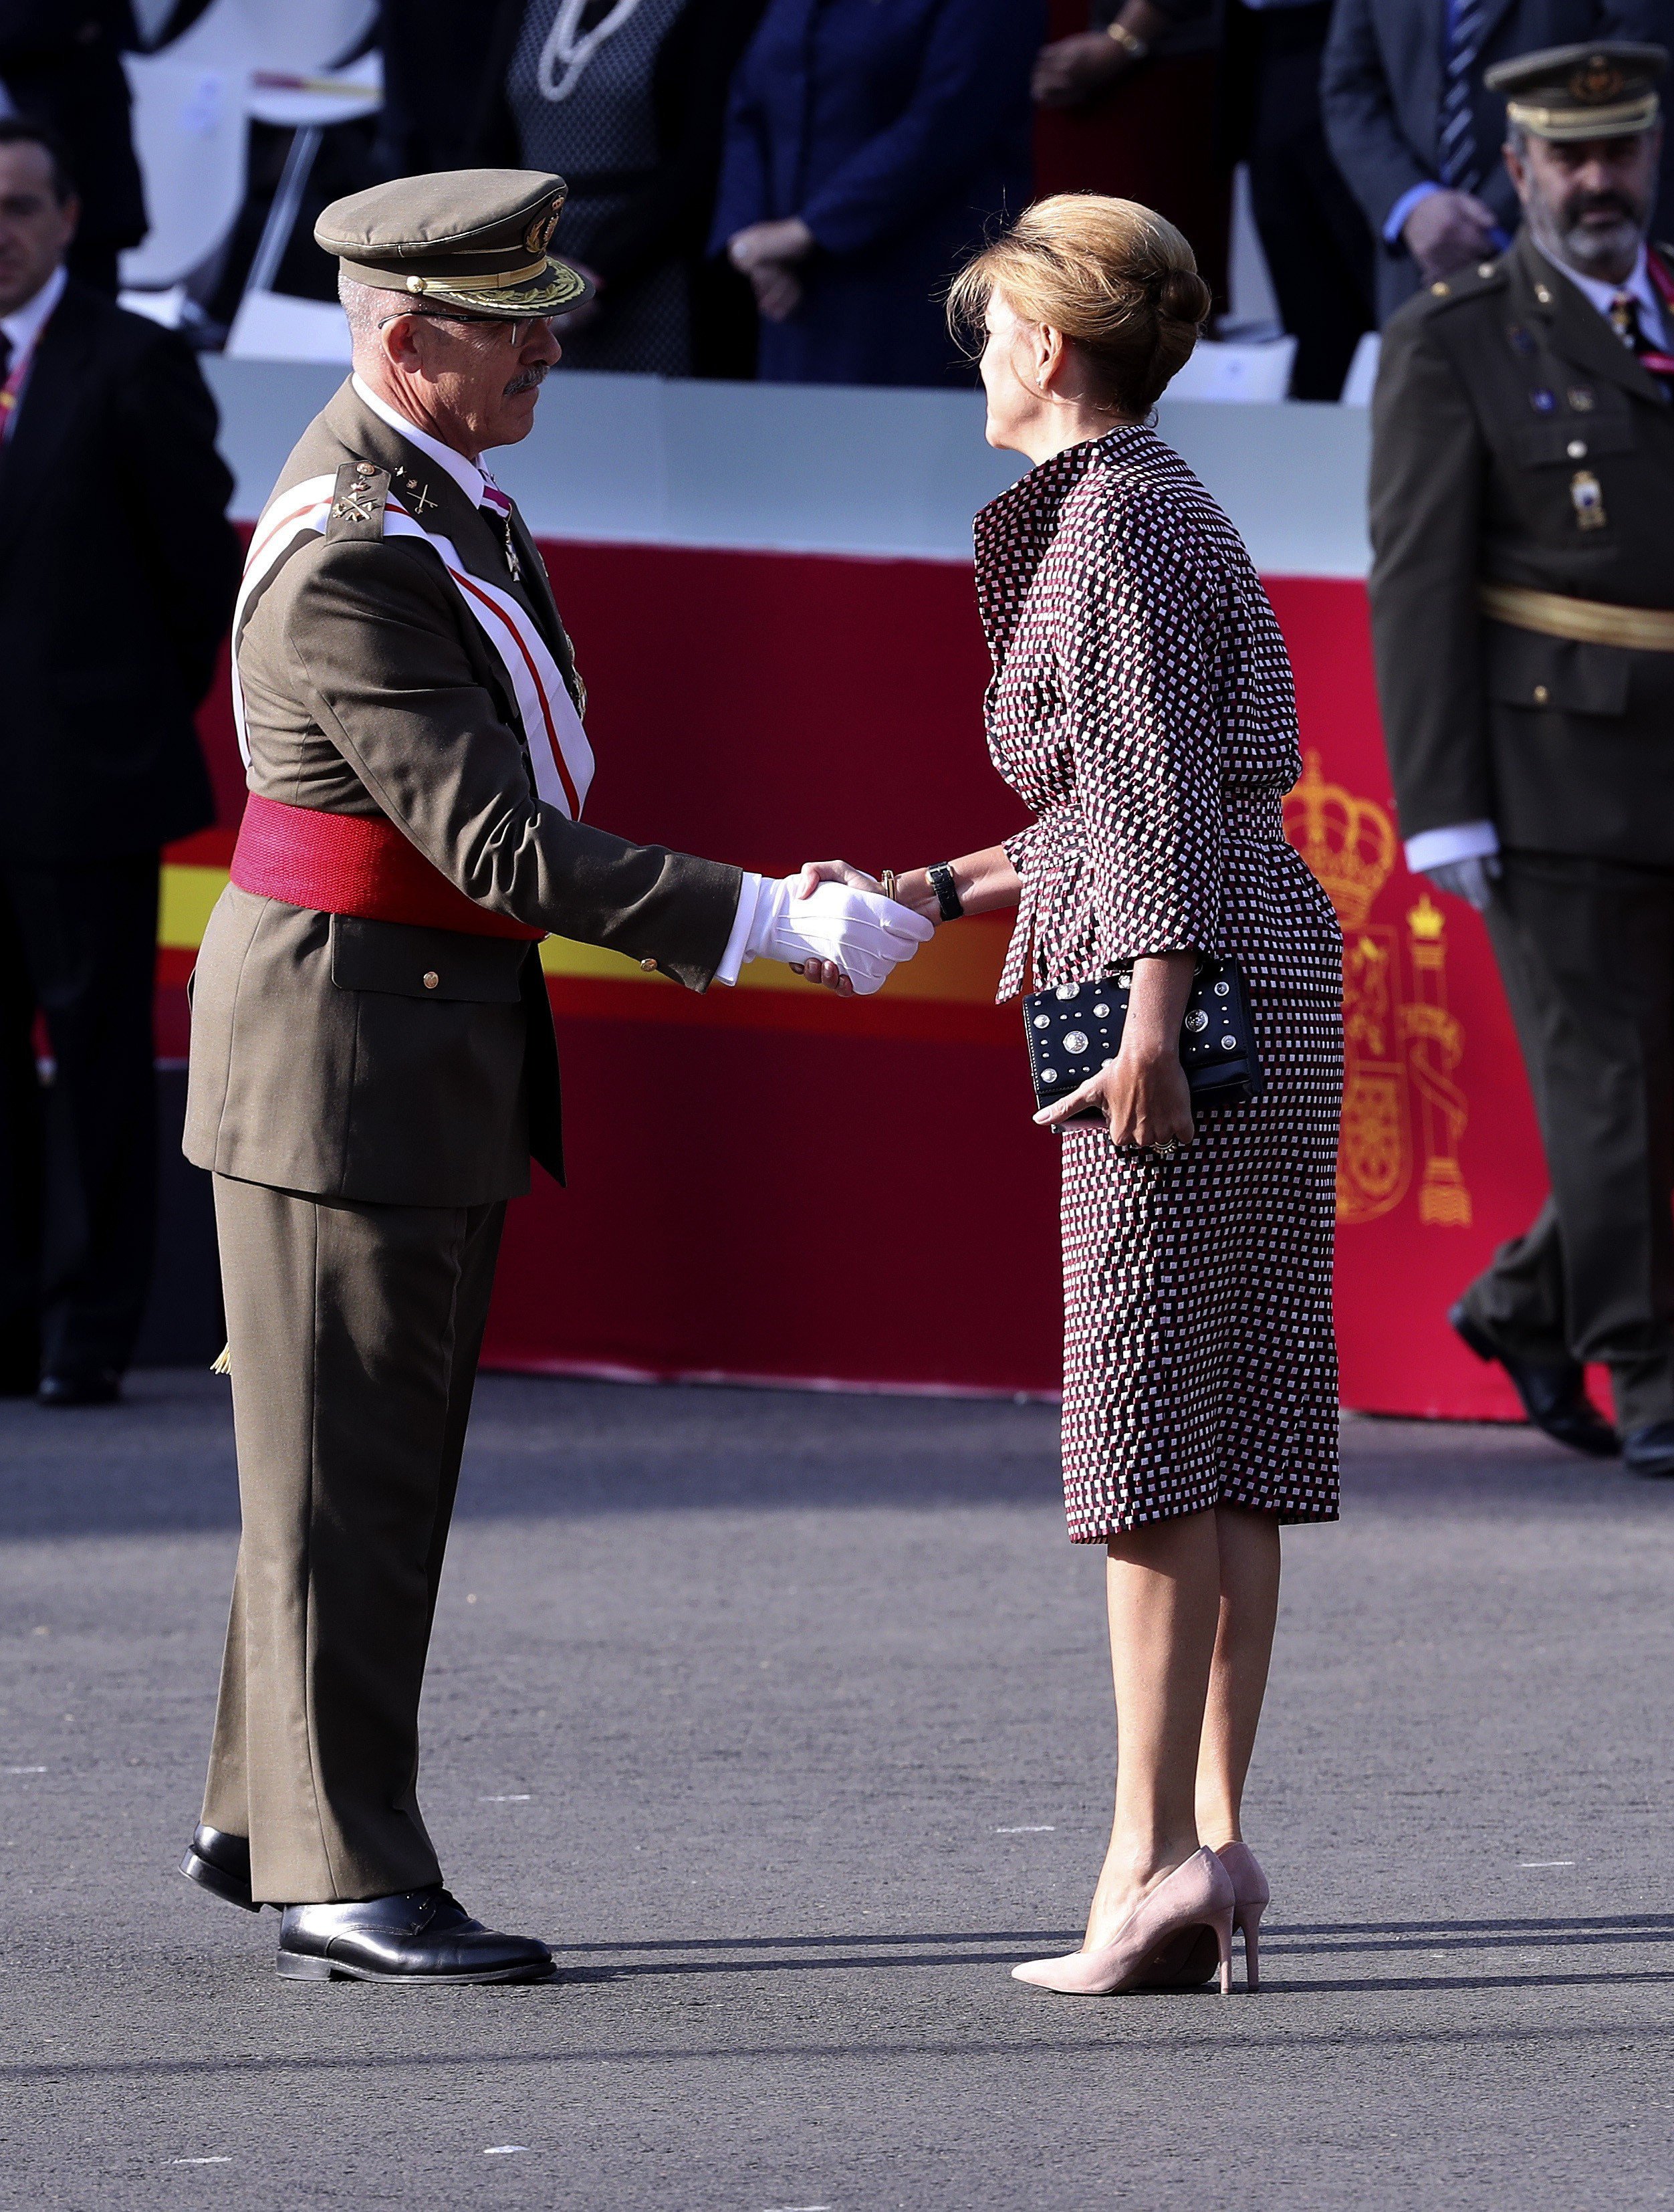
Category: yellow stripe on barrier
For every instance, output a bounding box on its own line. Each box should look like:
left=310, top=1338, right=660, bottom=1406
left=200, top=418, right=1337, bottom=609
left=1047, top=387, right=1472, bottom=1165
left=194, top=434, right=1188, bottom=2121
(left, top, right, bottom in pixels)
left=158, top=864, right=1010, bottom=1003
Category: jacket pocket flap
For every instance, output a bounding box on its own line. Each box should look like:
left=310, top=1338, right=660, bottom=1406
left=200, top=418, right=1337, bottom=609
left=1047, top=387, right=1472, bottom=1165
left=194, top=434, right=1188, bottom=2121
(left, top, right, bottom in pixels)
left=1485, top=623, right=1631, bottom=715
left=329, top=914, right=526, bottom=1002
left=1510, top=416, right=1635, bottom=467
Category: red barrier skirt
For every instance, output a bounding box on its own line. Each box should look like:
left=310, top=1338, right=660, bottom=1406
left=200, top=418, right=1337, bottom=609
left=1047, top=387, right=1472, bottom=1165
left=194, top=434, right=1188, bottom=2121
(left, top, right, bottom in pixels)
left=172, top=538, right=1544, bottom=1419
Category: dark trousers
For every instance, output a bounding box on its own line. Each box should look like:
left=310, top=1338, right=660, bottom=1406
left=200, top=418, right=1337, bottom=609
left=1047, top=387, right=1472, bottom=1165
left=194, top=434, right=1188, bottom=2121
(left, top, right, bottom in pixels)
left=1241, top=2, right=1376, bottom=402
left=202, top=1175, right=505, bottom=1904
left=1459, top=852, right=1674, bottom=1431
left=0, top=857, right=160, bottom=1384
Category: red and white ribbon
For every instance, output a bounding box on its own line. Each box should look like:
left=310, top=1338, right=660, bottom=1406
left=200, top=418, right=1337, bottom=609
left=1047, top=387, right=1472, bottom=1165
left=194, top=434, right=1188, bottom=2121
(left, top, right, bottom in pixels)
left=231, top=474, right=594, bottom=820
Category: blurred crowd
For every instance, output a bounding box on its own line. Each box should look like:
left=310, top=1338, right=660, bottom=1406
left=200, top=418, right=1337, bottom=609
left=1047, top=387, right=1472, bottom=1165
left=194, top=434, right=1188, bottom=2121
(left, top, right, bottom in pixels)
left=6, top=0, right=1674, bottom=393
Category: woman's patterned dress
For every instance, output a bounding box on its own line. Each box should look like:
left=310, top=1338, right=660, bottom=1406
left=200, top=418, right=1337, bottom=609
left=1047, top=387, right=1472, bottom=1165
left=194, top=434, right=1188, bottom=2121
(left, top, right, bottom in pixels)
left=979, top=425, right=1344, bottom=1539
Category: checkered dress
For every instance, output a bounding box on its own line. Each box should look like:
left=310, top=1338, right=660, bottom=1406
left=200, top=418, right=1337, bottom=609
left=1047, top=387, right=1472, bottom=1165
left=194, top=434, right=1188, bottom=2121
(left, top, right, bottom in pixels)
left=979, top=426, right=1343, bottom=1539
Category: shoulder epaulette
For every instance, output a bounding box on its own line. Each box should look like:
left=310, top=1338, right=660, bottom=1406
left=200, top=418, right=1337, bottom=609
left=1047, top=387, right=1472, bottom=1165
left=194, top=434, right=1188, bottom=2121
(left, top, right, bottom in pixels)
left=324, top=459, right=390, bottom=540
left=1418, top=257, right=1509, bottom=313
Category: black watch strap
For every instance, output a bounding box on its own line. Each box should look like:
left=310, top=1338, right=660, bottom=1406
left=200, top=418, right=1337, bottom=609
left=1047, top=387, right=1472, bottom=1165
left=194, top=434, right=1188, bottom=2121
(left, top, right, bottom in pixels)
left=927, top=863, right=964, bottom=922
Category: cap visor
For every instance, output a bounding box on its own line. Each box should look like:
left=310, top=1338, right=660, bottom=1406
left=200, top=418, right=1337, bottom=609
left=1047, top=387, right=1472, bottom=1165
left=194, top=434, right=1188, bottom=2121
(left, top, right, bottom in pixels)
left=421, top=257, right=594, bottom=317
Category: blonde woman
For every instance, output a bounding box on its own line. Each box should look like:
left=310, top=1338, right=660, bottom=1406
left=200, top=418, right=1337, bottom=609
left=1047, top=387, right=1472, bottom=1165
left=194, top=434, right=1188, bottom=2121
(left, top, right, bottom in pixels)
left=800, top=197, right=1343, bottom=1994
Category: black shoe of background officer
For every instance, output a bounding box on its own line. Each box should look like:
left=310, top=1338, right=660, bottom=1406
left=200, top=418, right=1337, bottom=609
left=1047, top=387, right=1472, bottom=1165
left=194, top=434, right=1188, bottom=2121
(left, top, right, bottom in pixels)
left=1449, top=1305, right=1619, bottom=1457
left=278, top=1890, right=555, bottom=1984
left=37, top=1367, right=122, bottom=1408
left=1623, top=1422, right=1674, bottom=1478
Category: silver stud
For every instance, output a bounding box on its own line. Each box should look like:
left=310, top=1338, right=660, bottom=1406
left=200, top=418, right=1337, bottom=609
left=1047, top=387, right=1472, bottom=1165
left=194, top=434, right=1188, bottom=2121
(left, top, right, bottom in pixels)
left=1042, top=1068, right=1058, bottom=1083
left=1034, top=1014, right=1050, bottom=1028
left=1215, top=980, right=1230, bottom=996
left=1064, top=1030, right=1088, bottom=1055
left=1093, top=1003, right=1110, bottom=1019
left=1055, top=984, right=1078, bottom=1000
left=1185, top=1010, right=1208, bottom=1032
left=1221, top=1034, right=1237, bottom=1048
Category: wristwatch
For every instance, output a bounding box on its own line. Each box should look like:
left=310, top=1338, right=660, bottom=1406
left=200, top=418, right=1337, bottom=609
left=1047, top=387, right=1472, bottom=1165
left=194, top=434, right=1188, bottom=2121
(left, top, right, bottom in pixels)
left=927, top=863, right=964, bottom=922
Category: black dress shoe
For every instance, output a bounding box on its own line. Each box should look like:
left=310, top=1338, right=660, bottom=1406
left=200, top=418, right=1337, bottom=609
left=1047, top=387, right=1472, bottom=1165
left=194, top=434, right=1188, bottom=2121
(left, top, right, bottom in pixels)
left=1449, top=1305, right=1619, bottom=1457
left=38, top=1368, right=122, bottom=1408
left=1624, top=1421, right=1674, bottom=1478
left=0, top=1333, right=41, bottom=1397
left=277, top=1888, right=556, bottom=1984
left=180, top=1823, right=259, bottom=1912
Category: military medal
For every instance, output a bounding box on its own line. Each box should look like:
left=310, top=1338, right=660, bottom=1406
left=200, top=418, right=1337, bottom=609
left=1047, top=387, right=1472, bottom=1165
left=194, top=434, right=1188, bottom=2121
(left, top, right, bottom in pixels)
left=1529, top=388, right=1557, bottom=413
left=1569, top=469, right=1607, bottom=529
left=1566, top=386, right=1596, bottom=411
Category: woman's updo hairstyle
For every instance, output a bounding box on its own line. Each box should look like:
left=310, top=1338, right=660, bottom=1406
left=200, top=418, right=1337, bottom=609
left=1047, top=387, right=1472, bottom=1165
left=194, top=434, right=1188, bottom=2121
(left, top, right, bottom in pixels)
left=947, top=194, right=1211, bottom=418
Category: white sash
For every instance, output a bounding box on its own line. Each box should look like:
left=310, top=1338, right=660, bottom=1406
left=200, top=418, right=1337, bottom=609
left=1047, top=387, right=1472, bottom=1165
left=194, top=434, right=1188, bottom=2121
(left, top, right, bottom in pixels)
left=231, top=473, right=594, bottom=820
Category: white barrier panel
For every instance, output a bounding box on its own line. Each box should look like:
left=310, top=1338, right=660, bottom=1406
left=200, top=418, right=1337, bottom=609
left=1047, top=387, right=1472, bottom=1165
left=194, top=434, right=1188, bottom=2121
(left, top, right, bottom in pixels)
left=201, top=360, right=1373, bottom=578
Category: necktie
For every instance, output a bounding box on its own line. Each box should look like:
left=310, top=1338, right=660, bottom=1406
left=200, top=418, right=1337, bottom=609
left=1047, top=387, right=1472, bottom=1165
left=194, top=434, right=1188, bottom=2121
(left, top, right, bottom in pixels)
left=1608, top=290, right=1674, bottom=394
left=1438, top=0, right=1485, bottom=191
left=479, top=483, right=522, bottom=583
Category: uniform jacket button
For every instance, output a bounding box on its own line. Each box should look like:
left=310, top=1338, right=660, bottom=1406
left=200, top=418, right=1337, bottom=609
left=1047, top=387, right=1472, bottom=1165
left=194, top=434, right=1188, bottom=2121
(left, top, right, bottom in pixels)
left=1532, top=685, right=1550, bottom=705
left=423, top=970, right=439, bottom=989
left=640, top=957, right=657, bottom=971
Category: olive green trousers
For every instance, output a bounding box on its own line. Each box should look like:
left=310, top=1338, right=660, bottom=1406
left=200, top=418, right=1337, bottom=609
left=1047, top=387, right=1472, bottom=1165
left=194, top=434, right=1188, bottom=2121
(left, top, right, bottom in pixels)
left=201, top=1174, right=504, bottom=1904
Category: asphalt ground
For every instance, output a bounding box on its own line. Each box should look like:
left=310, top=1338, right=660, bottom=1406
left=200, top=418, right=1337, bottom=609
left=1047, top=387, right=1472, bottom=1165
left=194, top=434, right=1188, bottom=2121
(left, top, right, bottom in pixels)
left=3, top=1372, right=1672, bottom=2211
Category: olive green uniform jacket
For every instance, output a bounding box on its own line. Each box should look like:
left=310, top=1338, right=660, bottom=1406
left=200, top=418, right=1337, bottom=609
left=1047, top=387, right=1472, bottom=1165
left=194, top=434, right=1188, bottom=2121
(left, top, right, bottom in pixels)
left=1368, top=229, right=1674, bottom=863
left=185, top=381, right=742, bottom=1205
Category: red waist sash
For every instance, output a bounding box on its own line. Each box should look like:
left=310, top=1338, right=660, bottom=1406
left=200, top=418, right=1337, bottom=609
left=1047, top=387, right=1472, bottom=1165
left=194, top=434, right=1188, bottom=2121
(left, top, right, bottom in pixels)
left=229, top=793, right=544, bottom=942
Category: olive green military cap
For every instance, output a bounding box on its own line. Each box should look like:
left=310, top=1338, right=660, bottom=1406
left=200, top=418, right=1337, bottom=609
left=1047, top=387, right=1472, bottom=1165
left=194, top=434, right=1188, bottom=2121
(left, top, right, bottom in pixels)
left=314, top=169, right=592, bottom=317
left=1485, top=41, right=1667, bottom=142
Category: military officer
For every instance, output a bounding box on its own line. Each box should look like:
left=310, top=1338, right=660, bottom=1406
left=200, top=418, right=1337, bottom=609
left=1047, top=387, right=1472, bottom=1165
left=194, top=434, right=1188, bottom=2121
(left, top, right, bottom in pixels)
left=176, top=171, right=931, bottom=1983
left=1370, top=43, right=1674, bottom=1475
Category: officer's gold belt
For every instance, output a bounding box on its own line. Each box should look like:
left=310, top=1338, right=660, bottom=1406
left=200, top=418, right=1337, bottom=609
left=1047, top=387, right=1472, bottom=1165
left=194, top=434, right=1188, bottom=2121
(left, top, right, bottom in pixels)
left=1479, top=580, right=1674, bottom=653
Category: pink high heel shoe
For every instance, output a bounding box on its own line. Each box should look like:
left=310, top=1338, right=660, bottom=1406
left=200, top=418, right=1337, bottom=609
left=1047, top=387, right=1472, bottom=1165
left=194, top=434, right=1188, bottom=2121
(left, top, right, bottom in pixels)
left=1011, top=1848, right=1237, bottom=1995
left=1215, top=1840, right=1270, bottom=1991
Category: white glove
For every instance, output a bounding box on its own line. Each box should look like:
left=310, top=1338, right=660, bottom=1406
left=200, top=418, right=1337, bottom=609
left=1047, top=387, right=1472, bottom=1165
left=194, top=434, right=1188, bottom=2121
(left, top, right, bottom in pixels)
left=743, top=875, right=933, bottom=995
left=1424, top=855, right=1500, bottom=911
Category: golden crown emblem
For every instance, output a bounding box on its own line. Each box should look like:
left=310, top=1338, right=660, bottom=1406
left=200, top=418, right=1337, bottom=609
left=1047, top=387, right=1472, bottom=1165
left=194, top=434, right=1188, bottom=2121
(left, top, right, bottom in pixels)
left=1283, top=750, right=1397, bottom=929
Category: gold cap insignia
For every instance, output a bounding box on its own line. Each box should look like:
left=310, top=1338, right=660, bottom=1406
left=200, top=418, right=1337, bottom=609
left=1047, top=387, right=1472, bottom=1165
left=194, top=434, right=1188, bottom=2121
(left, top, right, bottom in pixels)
left=1571, top=55, right=1625, bottom=102
left=523, top=199, right=562, bottom=257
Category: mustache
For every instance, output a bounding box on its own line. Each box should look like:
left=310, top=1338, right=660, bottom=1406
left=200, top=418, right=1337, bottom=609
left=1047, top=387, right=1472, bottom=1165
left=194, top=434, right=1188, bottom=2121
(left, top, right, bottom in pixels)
left=1561, top=189, right=1639, bottom=225
left=503, top=363, right=550, bottom=397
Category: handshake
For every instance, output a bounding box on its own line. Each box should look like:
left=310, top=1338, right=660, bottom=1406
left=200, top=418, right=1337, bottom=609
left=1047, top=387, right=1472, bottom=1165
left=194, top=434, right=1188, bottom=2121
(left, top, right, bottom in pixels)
left=735, top=861, right=935, bottom=996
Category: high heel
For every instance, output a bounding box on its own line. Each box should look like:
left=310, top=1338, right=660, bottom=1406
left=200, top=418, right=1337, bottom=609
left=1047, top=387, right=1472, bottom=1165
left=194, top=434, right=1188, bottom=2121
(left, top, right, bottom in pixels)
left=1012, top=1847, right=1237, bottom=1996
left=1215, top=1840, right=1270, bottom=1991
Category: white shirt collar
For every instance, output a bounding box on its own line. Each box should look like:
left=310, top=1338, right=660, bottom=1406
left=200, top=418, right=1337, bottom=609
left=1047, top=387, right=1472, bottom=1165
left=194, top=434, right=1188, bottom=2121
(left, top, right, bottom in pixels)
left=1533, top=238, right=1665, bottom=343
left=1, top=263, right=67, bottom=361
left=350, top=372, right=490, bottom=506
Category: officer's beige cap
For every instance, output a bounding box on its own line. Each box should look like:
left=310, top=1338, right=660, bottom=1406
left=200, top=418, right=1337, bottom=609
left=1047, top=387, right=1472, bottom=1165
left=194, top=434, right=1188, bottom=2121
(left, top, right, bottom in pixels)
left=315, top=169, right=592, bottom=317
left=1485, top=41, right=1667, bottom=142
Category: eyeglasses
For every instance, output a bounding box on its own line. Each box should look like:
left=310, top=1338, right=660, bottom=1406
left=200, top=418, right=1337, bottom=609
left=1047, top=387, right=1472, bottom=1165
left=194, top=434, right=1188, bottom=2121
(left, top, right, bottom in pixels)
left=377, top=309, right=562, bottom=346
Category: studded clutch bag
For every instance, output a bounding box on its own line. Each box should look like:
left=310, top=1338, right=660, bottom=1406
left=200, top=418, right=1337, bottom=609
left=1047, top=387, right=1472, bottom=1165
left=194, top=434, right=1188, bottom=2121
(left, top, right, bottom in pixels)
left=1023, top=956, right=1264, bottom=1123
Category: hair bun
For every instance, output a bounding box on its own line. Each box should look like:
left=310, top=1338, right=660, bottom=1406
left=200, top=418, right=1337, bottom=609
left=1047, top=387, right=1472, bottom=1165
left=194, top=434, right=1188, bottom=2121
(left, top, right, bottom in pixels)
left=1156, top=265, right=1211, bottom=326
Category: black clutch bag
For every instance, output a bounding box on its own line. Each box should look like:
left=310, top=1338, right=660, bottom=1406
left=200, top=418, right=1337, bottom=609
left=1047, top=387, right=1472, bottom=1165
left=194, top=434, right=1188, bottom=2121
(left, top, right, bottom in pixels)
left=1023, top=956, right=1264, bottom=1123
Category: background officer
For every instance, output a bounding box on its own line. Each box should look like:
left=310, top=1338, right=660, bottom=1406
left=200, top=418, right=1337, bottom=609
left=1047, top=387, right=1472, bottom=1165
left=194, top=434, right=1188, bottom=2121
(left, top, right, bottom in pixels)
left=1370, top=42, right=1674, bottom=1475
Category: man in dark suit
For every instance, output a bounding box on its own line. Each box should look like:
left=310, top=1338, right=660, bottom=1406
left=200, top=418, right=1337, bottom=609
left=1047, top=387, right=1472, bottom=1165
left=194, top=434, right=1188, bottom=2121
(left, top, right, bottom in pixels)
left=1322, top=0, right=1674, bottom=318
left=0, top=115, right=239, bottom=1404
left=0, top=4, right=146, bottom=295
left=1369, top=44, right=1674, bottom=1474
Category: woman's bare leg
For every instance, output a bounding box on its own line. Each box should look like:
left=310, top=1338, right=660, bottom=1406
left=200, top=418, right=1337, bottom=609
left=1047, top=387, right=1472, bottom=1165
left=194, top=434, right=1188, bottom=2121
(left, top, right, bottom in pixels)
left=1083, top=1508, right=1222, bottom=1951
left=1194, top=1505, right=1282, bottom=1850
